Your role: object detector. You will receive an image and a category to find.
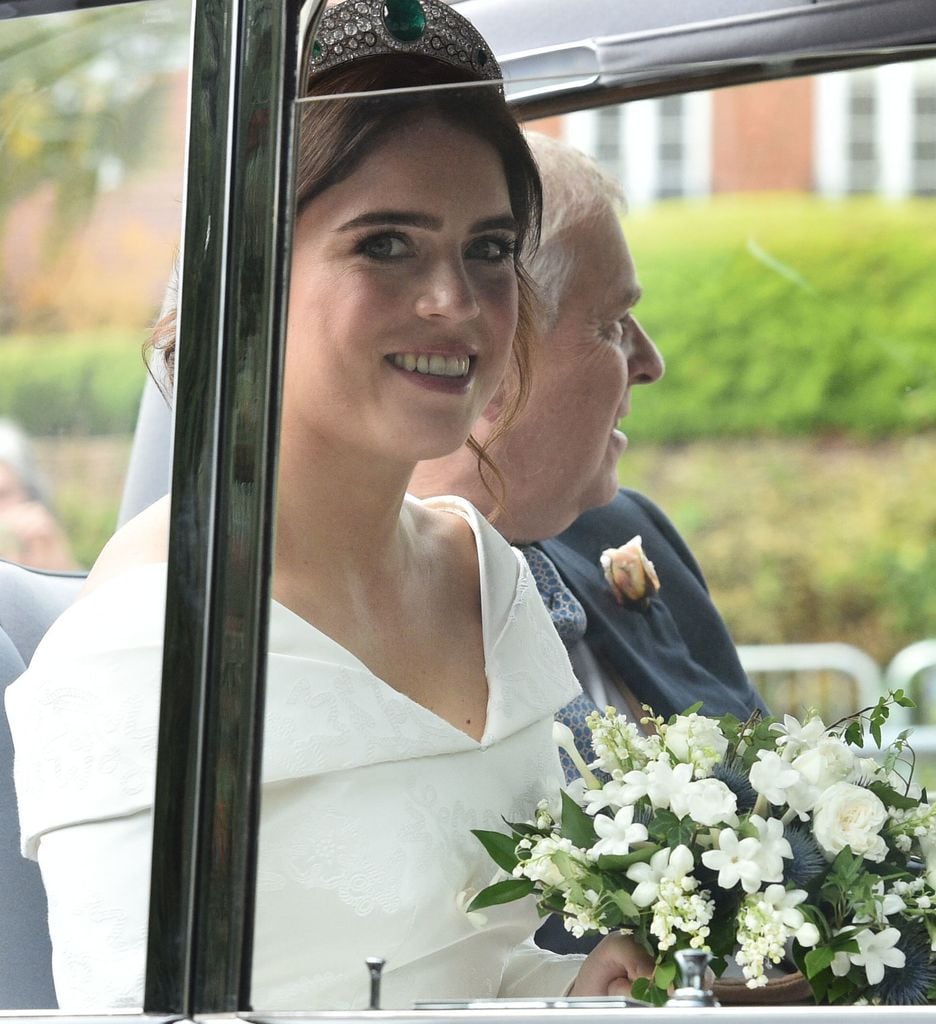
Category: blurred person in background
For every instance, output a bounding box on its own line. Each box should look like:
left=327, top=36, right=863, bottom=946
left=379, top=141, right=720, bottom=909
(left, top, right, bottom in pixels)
left=0, top=419, right=76, bottom=571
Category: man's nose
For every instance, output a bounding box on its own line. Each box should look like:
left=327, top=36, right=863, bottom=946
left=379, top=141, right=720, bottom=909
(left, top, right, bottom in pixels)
left=414, top=259, right=481, bottom=322
left=629, top=316, right=664, bottom=384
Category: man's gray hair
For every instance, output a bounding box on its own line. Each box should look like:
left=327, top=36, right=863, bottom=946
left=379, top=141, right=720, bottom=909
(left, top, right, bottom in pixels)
left=525, top=132, right=626, bottom=324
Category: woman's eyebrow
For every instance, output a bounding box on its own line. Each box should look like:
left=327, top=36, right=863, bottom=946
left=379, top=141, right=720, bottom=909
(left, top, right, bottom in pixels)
left=338, top=211, right=517, bottom=233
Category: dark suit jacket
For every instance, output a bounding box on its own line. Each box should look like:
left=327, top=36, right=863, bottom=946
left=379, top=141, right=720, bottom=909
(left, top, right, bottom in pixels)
left=538, top=487, right=766, bottom=722
left=534, top=489, right=766, bottom=955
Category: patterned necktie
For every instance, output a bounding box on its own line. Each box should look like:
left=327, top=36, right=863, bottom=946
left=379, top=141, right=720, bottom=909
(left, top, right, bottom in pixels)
left=520, top=545, right=600, bottom=783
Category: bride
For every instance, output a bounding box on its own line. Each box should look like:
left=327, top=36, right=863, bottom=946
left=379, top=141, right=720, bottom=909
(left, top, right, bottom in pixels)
left=6, top=0, right=651, bottom=1010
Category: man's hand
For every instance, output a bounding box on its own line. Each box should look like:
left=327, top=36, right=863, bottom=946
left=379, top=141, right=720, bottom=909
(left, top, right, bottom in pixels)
left=568, top=933, right=655, bottom=997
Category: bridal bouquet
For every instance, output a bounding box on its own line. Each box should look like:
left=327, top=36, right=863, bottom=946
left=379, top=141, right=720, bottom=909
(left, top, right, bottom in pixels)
left=470, top=693, right=936, bottom=1005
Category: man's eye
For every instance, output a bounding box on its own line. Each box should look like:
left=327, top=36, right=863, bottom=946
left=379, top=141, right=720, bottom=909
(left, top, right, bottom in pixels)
left=467, top=236, right=516, bottom=262
left=599, top=321, right=624, bottom=345
left=359, top=233, right=409, bottom=260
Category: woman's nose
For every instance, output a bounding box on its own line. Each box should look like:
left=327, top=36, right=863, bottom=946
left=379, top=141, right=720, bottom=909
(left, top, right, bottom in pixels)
left=414, top=259, right=481, bottom=322
left=628, top=317, right=665, bottom=384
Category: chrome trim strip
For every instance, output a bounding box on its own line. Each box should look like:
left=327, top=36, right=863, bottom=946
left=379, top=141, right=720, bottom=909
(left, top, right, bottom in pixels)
left=145, top=0, right=319, bottom=1013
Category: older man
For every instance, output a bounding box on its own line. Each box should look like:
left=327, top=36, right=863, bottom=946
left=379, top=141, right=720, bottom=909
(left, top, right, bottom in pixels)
left=410, top=132, right=765, bottom=735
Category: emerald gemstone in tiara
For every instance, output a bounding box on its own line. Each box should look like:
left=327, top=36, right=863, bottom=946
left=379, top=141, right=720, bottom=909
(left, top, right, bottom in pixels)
left=308, top=0, right=502, bottom=89
left=382, top=0, right=427, bottom=42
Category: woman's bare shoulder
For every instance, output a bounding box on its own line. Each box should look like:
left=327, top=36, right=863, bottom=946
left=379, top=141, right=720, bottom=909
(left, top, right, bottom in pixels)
left=80, top=495, right=171, bottom=598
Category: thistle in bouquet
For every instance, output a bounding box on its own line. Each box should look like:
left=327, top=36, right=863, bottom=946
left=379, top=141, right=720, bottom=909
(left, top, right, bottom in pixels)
left=469, top=690, right=936, bottom=1006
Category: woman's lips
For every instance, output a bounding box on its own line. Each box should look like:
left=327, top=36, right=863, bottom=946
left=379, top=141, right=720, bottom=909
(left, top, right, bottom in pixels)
left=385, top=353, right=475, bottom=393
left=389, top=352, right=470, bottom=378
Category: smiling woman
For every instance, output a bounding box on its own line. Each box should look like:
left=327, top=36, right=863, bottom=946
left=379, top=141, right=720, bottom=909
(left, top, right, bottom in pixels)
left=4, top=0, right=654, bottom=1011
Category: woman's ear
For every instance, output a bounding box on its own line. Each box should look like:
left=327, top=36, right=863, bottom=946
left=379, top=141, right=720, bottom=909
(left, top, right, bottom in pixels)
left=478, top=387, right=506, bottom=426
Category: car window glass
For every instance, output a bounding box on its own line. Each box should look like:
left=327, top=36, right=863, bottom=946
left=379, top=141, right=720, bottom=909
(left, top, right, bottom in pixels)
left=533, top=60, right=936, bottom=776
left=0, top=0, right=190, bottom=573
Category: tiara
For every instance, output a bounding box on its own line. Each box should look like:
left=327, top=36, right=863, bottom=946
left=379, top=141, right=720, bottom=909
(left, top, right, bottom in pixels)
left=309, top=0, right=502, bottom=85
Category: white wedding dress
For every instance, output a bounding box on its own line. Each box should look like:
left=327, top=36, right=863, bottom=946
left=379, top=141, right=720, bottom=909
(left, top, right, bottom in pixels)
left=6, top=496, right=584, bottom=1010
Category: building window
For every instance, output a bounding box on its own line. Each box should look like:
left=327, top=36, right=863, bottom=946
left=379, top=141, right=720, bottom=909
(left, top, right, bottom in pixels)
left=562, top=94, right=710, bottom=206
left=657, top=96, right=687, bottom=198
left=845, top=72, right=879, bottom=193
left=912, top=70, right=936, bottom=195
left=594, top=105, right=625, bottom=182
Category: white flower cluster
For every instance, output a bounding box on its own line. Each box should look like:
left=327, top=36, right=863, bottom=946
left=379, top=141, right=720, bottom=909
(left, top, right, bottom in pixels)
left=747, top=713, right=898, bottom=864
left=661, top=712, right=729, bottom=775
left=562, top=888, right=608, bottom=939
left=735, top=885, right=820, bottom=987
left=476, top=697, right=933, bottom=1007
left=700, top=814, right=792, bottom=893
left=587, top=706, right=661, bottom=775
left=830, top=927, right=906, bottom=986
left=513, top=835, right=588, bottom=888
left=889, top=801, right=936, bottom=884
left=649, top=874, right=714, bottom=952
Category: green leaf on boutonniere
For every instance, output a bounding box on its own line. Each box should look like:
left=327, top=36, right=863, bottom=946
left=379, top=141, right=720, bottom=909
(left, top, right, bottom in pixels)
left=471, top=829, right=520, bottom=873
left=467, top=878, right=534, bottom=911
left=559, top=790, right=597, bottom=847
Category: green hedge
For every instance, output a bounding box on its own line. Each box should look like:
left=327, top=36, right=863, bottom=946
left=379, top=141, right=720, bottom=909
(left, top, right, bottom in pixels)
left=3, top=196, right=935, bottom=442
left=0, top=330, right=146, bottom=435
left=623, top=195, right=936, bottom=443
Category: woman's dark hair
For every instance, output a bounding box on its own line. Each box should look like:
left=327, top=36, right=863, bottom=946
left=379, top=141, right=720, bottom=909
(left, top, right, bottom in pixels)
left=148, top=53, right=543, bottom=502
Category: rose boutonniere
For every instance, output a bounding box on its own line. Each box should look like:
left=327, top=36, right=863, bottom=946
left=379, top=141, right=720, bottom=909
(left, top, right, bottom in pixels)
left=600, top=535, right=660, bottom=609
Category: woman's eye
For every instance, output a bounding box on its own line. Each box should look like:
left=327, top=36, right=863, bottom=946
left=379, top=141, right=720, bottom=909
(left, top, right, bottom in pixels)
left=466, top=236, right=516, bottom=262
left=359, top=233, right=410, bottom=260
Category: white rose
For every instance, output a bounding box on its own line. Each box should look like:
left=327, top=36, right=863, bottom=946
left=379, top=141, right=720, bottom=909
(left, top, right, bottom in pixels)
left=812, top=782, right=888, bottom=862
left=791, top=736, right=857, bottom=789
left=663, top=713, right=729, bottom=774
left=670, top=777, right=738, bottom=827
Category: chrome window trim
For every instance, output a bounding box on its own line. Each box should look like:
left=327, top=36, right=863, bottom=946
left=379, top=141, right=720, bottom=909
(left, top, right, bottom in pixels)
left=144, top=0, right=319, bottom=1014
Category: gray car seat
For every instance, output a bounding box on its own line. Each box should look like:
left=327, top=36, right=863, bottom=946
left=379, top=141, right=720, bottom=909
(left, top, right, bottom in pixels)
left=0, top=561, right=86, bottom=1008
left=0, top=372, right=170, bottom=1008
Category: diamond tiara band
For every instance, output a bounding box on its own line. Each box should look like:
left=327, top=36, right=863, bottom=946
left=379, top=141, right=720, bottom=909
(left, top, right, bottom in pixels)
left=309, top=0, right=502, bottom=86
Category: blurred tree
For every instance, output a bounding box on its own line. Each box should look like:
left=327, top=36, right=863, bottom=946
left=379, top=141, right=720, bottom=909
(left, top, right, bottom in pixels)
left=0, top=0, right=189, bottom=326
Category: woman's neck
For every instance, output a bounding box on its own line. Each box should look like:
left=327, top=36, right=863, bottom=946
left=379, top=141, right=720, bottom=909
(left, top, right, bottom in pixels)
left=273, top=435, right=415, bottom=586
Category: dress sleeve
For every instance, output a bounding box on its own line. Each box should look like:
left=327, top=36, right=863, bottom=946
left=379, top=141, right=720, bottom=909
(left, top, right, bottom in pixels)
left=37, top=812, right=151, bottom=1009
left=498, top=938, right=584, bottom=998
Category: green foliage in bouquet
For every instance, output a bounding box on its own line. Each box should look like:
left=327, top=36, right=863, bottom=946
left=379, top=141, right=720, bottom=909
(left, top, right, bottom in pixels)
left=470, top=691, right=936, bottom=1006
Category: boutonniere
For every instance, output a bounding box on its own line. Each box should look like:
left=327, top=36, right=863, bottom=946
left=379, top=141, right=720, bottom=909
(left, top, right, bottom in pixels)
left=600, top=535, right=661, bottom=609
